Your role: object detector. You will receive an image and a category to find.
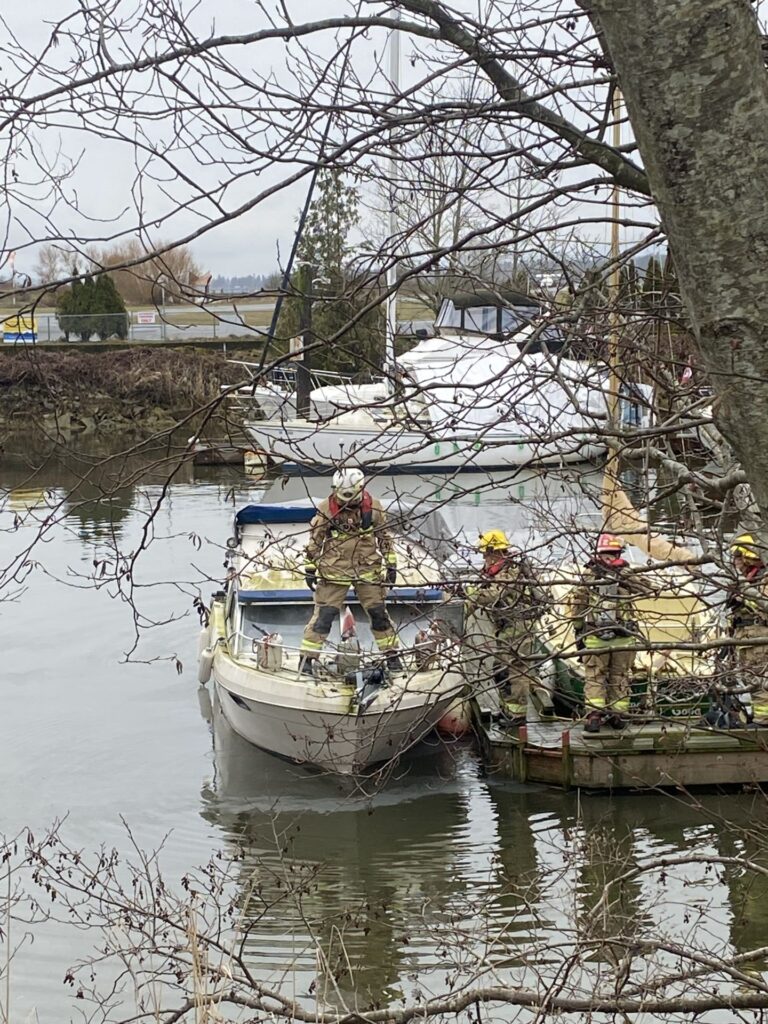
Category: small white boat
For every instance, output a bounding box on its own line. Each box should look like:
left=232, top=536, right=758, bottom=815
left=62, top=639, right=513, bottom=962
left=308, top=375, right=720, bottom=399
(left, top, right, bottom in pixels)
left=198, top=503, right=464, bottom=775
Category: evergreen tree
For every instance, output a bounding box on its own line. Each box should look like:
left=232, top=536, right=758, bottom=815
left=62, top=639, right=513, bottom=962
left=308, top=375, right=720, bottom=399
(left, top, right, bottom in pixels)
left=277, top=171, right=384, bottom=374
left=661, top=249, right=683, bottom=314
left=57, top=273, right=128, bottom=341
left=619, top=261, right=641, bottom=312
left=92, top=274, right=129, bottom=339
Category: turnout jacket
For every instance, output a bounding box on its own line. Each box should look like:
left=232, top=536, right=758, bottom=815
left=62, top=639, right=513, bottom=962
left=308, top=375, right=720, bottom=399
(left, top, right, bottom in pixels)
left=567, top=558, right=650, bottom=648
left=305, top=492, right=396, bottom=583
left=466, top=556, right=547, bottom=634
left=729, top=565, right=768, bottom=629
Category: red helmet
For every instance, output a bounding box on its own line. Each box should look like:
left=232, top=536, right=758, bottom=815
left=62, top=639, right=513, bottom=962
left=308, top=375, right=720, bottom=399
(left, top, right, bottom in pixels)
left=596, top=533, right=625, bottom=554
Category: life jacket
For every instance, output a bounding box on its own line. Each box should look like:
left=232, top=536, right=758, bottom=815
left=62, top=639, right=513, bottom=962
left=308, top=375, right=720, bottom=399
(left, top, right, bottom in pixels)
left=733, top=563, right=768, bottom=626
left=327, top=490, right=374, bottom=534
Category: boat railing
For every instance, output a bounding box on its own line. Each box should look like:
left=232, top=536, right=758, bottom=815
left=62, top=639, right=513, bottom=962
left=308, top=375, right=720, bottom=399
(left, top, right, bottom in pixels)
left=226, top=361, right=378, bottom=392
left=227, top=628, right=461, bottom=677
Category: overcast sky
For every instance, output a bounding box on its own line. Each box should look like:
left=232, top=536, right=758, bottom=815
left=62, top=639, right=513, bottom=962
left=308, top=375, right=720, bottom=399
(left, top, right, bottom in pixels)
left=5, top=0, right=394, bottom=280
left=3, top=1, right=650, bottom=285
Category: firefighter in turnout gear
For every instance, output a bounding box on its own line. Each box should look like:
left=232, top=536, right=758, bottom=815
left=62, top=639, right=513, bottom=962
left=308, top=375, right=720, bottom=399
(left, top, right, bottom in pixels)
left=567, top=534, right=649, bottom=735
left=464, top=529, right=549, bottom=722
left=300, top=468, right=402, bottom=674
left=728, top=533, right=768, bottom=722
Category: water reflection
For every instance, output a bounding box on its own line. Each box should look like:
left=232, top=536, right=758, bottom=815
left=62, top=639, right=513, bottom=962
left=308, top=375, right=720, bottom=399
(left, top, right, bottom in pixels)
left=199, top=687, right=768, bottom=1011
left=200, top=696, right=487, bottom=1005
left=2, top=439, right=767, bottom=1018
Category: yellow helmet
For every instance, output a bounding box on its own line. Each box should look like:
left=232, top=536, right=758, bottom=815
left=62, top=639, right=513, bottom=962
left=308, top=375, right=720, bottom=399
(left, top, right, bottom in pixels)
left=477, top=529, right=510, bottom=552
left=731, top=533, right=762, bottom=561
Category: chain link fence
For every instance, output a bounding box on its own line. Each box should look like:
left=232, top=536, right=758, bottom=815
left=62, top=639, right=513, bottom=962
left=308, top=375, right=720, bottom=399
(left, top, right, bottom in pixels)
left=2, top=311, right=269, bottom=343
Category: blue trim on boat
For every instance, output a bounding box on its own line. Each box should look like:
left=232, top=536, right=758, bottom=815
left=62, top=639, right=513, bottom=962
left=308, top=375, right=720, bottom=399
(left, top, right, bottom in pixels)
left=236, top=504, right=316, bottom=525
left=237, top=587, right=445, bottom=603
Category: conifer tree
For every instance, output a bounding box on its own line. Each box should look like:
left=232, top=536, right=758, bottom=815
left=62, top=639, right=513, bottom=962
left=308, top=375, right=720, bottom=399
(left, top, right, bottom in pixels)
left=277, top=171, right=384, bottom=375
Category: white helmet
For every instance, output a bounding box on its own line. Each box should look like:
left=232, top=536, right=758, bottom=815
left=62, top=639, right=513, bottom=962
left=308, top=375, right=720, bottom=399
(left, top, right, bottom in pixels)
left=332, top=467, right=365, bottom=504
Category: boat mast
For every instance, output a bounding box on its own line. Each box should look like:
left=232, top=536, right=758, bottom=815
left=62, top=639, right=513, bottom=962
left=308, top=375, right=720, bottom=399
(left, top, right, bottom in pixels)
left=603, top=85, right=624, bottom=524
left=608, top=85, right=622, bottom=434
left=384, top=11, right=400, bottom=375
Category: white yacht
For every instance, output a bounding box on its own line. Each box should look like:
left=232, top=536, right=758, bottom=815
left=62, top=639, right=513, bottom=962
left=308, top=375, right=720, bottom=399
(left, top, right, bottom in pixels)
left=244, top=292, right=648, bottom=472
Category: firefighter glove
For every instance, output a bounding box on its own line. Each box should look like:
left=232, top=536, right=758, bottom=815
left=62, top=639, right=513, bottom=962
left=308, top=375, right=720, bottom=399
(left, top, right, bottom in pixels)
left=386, top=565, right=397, bottom=586
left=304, top=565, right=317, bottom=591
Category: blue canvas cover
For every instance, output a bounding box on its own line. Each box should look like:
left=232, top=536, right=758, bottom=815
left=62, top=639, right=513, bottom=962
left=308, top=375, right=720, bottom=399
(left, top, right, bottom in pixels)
left=235, top=503, right=317, bottom=526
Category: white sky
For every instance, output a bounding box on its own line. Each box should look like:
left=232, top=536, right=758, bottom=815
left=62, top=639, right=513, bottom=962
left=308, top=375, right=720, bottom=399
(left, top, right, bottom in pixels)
left=5, top=0, right=389, bottom=279
left=3, top=0, right=653, bottom=282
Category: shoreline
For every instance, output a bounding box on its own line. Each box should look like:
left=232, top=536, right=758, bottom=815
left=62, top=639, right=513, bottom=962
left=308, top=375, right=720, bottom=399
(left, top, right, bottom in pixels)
left=0, top=345, right=259, bottom=440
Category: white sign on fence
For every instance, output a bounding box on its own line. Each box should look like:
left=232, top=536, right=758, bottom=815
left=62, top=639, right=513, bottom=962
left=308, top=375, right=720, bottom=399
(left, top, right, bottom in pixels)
left=136, top=312, right=156, bottom=325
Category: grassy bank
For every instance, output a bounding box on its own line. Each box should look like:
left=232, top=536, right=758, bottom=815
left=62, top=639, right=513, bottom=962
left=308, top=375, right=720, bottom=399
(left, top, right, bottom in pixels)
left=0, top=346, right=256, bottom=438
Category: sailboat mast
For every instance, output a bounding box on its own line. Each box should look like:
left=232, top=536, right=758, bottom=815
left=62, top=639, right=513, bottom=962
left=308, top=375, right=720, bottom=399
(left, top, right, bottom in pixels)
left=384, top=12, right=400, bottom=374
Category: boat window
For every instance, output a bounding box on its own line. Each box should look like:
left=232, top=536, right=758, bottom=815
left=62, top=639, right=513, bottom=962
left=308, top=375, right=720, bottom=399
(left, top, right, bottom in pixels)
left=516, top=322, right=567, bottom=354
left=500, top=306, right=539, bottom=333
left=435, top=300, right=462, bottom=330
left=463, top=306, right=498, bottom=334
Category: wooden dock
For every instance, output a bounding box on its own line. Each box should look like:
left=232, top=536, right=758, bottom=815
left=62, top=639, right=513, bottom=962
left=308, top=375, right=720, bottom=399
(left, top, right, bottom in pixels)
left=474, top=710, right=768, bottom=790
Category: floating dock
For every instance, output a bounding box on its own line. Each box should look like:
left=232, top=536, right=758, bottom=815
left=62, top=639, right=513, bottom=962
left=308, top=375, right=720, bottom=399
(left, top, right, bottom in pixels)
left=474, top=711, right=768, bottom=790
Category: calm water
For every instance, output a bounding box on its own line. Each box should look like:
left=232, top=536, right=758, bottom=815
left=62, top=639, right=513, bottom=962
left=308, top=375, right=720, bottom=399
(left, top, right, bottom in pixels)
left=1, top=440, right=766, bottom=1021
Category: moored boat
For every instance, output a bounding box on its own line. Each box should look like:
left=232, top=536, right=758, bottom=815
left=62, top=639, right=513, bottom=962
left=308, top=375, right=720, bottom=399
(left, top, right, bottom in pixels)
left=198, top=503, right=465, bottom=775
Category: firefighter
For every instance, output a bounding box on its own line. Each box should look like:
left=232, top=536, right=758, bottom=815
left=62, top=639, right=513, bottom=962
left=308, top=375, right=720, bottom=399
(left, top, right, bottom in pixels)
left=300, top=468, right=401, bottom=674
left=464, top=529, right=549, bottom=722
left=728, top=533, right=768, bottom=721
left=567, top=533, right=648, bottom=734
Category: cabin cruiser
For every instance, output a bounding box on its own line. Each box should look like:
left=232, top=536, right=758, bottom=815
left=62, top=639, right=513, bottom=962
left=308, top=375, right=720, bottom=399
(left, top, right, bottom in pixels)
left=244, top=291, right=649, bottom=472
left=197, top=503, right=464, bottom=775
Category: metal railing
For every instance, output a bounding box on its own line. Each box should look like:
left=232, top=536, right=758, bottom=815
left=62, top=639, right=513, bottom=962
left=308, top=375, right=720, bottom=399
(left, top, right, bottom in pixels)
left=227, top=629, right=457, bottom=677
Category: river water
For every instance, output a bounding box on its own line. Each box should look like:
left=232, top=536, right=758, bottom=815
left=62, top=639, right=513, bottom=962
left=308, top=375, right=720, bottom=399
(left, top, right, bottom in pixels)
left=1, top=441, right=767, bottom=1021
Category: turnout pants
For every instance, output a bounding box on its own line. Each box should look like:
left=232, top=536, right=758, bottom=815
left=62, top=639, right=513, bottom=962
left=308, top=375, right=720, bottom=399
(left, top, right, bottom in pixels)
left=735, top=624, right=768, bottom=718
left=301, top=580, right=399, bottom=656
left=582, top=646, right=635, bottom=712
left=496, top=628, right=540, bottom=715
left=464, top=610, right=539, bottom=716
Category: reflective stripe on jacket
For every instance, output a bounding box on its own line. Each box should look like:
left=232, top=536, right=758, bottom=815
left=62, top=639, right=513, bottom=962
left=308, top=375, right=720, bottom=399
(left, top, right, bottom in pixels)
left=305, top=494, right=394, bottom=582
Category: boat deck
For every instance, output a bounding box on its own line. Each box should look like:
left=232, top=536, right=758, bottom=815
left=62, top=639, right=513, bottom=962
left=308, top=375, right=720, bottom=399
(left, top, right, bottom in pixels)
left=474, top=711, right=768, bottom=790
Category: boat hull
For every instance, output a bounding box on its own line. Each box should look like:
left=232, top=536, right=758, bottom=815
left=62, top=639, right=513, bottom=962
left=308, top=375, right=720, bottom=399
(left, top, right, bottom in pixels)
left=212, top=652, right=461, bottom=775
left=245, top=420, right=604, bottom=470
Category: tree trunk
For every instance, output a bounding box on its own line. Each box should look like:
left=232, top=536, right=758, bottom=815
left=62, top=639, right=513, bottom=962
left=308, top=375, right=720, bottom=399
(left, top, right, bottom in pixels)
left=586, top=0, right=768, bottom=524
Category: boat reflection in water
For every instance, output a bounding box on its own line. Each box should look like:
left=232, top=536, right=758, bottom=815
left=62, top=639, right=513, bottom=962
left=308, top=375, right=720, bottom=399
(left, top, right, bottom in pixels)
left=200, top=687, right=768, bottom=1011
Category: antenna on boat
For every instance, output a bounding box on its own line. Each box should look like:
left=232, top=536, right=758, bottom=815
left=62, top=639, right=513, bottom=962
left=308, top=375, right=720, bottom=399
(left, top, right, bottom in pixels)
left=258, top=9, right=363, bottom=380
left=384, top=9, right=401, bottom=377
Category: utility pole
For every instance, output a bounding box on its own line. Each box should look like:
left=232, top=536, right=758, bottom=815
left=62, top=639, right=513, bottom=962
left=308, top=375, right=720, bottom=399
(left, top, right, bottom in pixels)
left=296, top=263, right=313, bottom=420
left=603, top=85, right=624, bottom=524
left=384, top=11, right=400, bottom=376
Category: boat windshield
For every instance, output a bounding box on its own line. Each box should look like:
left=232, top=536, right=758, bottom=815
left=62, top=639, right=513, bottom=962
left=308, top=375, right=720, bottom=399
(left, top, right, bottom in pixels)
left=463, top=306, right=498, bottom=334
left=500, top=306, right=540, bottom=334
left=236, top=600, right=463, bottom=654
left=435, top=299, right=462, bottom=330
left=435, top=298, right=544, bottom=339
